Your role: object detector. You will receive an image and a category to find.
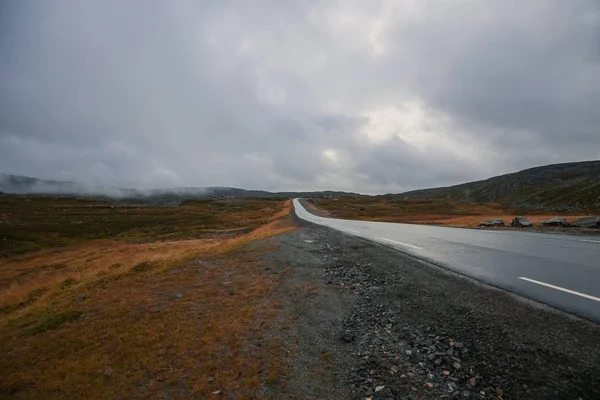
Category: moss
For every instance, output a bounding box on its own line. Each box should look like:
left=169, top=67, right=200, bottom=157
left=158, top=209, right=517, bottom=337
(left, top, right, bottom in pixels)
left=0, top=303, right=20, bottom=315
left=60, top=278, right=77, bottom=289
left=131, top=261, right=155, bottom=273
left=23, top=310, right=82, bottom=335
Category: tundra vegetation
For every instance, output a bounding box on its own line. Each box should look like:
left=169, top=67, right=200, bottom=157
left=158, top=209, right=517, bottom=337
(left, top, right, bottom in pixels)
left=310, top=196, right=594, bottom=229
left=0, top=194, right=296, bottom=399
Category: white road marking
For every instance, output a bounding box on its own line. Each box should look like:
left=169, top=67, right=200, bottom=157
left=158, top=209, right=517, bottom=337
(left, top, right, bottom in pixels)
left=380, top=237, right=422, bottom=250
left=581, top=239, right=600, bottom=244
left=518, top=277, right=600, bottom=302
left=346, top=228, right=360, bottom=233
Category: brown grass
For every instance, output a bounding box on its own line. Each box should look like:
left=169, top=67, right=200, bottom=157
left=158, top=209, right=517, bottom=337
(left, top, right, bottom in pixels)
left=0, top=199, right=297, bottom=399
left=0, top=199, right=292, bottom=308
left=0, top=194, right=288, bottom=258
left=311, top=197, right=590, bottom=228
left=414, top=214, right=590, bottom=228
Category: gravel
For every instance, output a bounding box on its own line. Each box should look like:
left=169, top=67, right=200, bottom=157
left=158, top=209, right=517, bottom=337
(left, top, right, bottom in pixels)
left=260, top=219, right=600, bottom=399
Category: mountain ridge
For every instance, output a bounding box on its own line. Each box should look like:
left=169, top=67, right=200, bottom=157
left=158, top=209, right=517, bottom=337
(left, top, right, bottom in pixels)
left=393, top=160, right=600, bottom=212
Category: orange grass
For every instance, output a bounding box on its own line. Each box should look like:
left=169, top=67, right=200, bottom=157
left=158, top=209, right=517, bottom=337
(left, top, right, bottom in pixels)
left=0, top=202, right=297, bottom=399
left=311, top=197, right=590, bottom=228
left=0, top=195, right=288, bottom=258
left=412, top=214, right=590, bottom=228
left=0, top=200, right=292, bottom=309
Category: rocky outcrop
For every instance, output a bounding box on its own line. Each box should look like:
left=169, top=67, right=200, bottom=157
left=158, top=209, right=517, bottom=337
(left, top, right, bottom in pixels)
left=570, top=216, right=600, bottom=228
left=542, top=217, right=569, bottom=227
left=511, top=216, right=533, bottom=227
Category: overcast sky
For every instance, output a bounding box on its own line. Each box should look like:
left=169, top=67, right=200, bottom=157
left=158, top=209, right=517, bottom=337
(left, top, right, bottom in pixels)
left=1, top=1, right=599, bottom=193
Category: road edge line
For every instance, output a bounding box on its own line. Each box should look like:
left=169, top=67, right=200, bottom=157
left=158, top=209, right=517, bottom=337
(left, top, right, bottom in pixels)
left=518, top=277, right=600, bottom=302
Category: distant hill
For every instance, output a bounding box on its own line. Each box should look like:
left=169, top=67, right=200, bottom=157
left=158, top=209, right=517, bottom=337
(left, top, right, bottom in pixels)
left=395, top=161, right=600, bottom=212
left=0, top=174, right=85, bottom=195
left=0, top=173, right=357, bottom=203
left=6, top=160, right=599, bottom=211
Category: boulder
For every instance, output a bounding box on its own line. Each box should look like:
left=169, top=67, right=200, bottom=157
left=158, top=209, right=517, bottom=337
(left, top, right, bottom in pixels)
left=511, top=216, right=533, bottom=228
left=570, top=216, right=600, bottom=228
left=478, top=219, right=505, bottom=227
left=542, top=217, right=569, bottom=227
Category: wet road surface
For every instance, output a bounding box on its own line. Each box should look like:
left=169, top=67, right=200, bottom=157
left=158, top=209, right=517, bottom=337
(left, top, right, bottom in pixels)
left=294, top=199, right=600, bottom=322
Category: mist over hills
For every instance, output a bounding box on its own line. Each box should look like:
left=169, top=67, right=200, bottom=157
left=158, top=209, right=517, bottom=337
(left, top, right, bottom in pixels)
left=0, top=173, right=356, bottom=203
left=2, top=160, right=600, bottom=211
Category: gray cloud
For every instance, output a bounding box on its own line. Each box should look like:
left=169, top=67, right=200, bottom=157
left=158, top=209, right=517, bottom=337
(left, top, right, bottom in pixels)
left=1, top=0, right=599, bottom=194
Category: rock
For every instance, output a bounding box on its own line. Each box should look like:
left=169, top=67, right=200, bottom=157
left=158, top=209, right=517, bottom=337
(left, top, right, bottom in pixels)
left=468, top=377, right=477, bottom=387
left=208, top=376, right=215, bottom=383
left=175, top=293, right=184, bottom=298
left=341, top=330, right=355, bottom=343
left=76, top=295, right=88, bottom=301
left=511, top=216, right=533, bottom=227
left=570, top=216, right=600, bottom=228
left=478, top=219, right=505, bottom=227
left=453, top=362, right=461, bottom=370
left=375, top=385, right=385, bottom=392
left=424, top=382, right=433, bottom=390
left=542, top=217, right=569, bottom=227
left=212, top=389, right=222, bottom=395
left=462, top=390, right=471, bottom=398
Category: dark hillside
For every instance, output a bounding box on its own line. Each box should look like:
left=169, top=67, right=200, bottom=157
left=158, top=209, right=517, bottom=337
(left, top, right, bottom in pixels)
left=396, top=161, right=600, bottom=212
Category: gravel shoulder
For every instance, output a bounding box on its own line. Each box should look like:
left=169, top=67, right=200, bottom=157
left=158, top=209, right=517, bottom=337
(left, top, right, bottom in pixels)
left=261, top=219, right=600, bottom=399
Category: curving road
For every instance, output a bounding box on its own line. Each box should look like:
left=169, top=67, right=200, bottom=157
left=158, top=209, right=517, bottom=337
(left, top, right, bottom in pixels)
left=294, top=198, right=600, bottom=322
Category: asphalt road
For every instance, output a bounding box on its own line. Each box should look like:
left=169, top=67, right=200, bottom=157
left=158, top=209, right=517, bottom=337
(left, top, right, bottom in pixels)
left=293, top=198, right=600, bottom=322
